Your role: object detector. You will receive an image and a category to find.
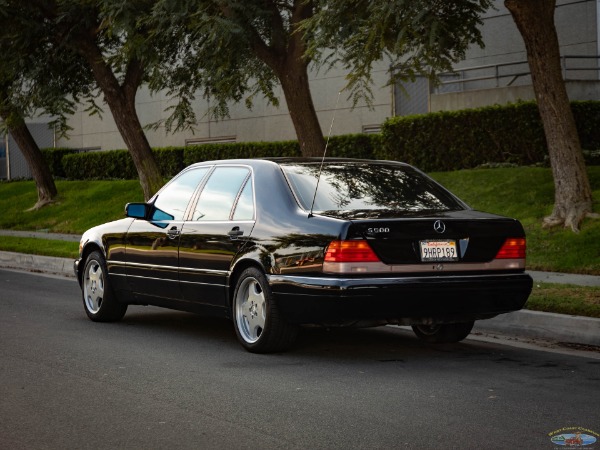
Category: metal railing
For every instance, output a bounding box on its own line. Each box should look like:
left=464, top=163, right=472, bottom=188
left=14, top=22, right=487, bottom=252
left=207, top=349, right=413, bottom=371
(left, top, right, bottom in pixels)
left=431, top=55, right=600, bottom=94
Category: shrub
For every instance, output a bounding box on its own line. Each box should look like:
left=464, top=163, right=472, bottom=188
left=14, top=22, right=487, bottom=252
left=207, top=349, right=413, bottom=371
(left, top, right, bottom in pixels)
left=62, top=150, right=137, bottom=180
left=41, top=147, right=79, bottom=178
left=573, top=101, right=600, bottom=151
left=153, top=146, right=185, bottom=178
left=326, top=134, right=381, bottom=159
left=61, top=147, right=185, bottom=180
left=379, top=100, right=600, bottom=171
left=56, top=100, right=599, bottom=179
left=183, top=141, right=301, bottom=165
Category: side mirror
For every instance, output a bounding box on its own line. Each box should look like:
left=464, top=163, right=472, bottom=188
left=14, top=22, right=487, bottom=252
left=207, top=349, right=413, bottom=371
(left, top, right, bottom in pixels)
left=125, top=202, right=149, bottom=219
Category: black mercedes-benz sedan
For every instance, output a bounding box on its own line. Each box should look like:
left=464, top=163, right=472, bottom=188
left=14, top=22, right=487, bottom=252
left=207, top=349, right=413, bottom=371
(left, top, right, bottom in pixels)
left=74, top=158, right=532, bottom=353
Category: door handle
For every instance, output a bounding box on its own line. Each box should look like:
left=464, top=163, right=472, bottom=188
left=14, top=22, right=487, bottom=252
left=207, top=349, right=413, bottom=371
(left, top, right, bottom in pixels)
left=228, top=227, right=244, bottom=239
left=166, top=226, right=180, bottom=240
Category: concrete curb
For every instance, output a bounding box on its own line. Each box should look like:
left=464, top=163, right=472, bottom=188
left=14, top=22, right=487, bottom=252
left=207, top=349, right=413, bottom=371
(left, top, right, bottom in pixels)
left=0, top=251, right=598, bottom=347
left=529, top=270, right=600, bottom=287
left=473, top=309, right=600, bottom=346
left=0, top=251, right=75, bottom=278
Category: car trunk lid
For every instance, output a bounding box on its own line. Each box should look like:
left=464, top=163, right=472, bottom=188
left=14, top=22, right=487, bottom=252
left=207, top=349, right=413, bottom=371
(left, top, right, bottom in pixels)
left=330, top=210, right=526, bottom=265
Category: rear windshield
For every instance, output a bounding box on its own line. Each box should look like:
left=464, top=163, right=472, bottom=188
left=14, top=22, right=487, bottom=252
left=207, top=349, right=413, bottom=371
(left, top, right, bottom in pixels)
left=281, top=162, right=465, bottom=214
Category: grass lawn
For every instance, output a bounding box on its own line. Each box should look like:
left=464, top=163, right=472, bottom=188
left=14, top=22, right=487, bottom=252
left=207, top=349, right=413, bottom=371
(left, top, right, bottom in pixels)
left=527, top=282, right=600, bottom=318
left=0, top=236, right=79, bottom=259
left=0, top=179, right=145, bottom=233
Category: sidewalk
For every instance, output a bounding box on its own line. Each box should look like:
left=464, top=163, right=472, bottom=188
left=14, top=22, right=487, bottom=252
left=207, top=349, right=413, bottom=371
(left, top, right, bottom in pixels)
left=0, top=229, right=80, bottom=242
left=0, top=231, right=599, bottom=348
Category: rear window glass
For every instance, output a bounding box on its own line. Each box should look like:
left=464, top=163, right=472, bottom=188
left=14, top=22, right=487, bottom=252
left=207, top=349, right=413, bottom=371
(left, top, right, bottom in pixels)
left=281, top=162, right=464, bottom=214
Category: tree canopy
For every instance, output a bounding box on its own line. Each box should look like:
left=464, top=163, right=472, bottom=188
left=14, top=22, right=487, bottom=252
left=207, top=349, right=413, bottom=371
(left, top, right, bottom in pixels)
left=2, top=0, right=494, bottom=160
left=147, top=0, right=492, bottom=156
left=0, top=1, right=95, bottom=135
left=305, top=0, right=492, bottom=106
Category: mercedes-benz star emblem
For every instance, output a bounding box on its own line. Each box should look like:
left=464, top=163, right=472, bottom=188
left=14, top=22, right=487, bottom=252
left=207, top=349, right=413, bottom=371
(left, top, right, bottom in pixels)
left=433, top=220, right=446, bottom=234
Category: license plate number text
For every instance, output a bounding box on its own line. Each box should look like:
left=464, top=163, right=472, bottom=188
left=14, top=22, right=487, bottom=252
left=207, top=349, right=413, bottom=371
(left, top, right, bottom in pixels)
left=419, top=240, right=458, bottom=262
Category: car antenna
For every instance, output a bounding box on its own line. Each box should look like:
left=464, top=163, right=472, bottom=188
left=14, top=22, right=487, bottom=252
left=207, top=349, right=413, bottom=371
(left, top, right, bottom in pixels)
left=309, top=91, right=341, bottom=218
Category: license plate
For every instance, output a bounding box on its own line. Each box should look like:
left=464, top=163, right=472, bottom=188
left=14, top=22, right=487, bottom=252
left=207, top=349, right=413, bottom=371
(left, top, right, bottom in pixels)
left=419, top=240, right=458, bottom=262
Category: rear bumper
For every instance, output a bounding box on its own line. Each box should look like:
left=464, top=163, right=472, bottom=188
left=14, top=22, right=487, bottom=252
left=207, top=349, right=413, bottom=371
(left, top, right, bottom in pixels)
left=268, top=272, right=533, bottom=325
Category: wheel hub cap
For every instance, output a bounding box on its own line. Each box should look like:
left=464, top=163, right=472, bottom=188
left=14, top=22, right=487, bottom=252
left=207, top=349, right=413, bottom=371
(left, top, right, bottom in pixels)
left=235, top=278, right=266, bottom=344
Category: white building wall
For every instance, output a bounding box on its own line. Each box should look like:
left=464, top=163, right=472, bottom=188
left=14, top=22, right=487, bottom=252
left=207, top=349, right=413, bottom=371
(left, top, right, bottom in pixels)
left=58, top=62, right=392, bottom=151
left=461, top=0, right=598, bottom=66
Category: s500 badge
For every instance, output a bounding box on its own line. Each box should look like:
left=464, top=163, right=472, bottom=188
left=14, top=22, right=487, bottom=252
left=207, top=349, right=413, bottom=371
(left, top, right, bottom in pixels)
left=367, top=227, right=390, bottom=234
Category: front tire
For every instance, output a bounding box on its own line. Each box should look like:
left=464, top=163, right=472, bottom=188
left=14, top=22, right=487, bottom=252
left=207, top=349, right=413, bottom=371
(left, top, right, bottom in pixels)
left=82, top=250, right=127, bottom=322
left=412, top=321, right=474, bottom=343
left=233, top=267, right=298, bottom=353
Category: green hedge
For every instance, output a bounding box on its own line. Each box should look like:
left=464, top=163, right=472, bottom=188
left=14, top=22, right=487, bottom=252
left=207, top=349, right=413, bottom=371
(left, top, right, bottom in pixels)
left=55, top=134, right=381, bottom=180
left=62, top=150, right=138, bottom=180
left=183, top=140, right=301, bottom=165
left=378, top=100, right=600, bottom=171
left=183, top=134, right=379, bottom=165
left=41, top=148, right=79, bottom=178
left=327, top=134, right=380, bottom=159
left=573, top=101, right=600, bottom=151
left=60, top=147, right=185, bottom=180
left=154, top=147, right=185, bottom=176
left=48, top=100, right=600, bottom=180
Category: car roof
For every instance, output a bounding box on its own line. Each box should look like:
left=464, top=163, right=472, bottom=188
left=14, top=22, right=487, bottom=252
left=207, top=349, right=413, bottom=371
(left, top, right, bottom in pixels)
left=188, top=157, right=411, bottom=169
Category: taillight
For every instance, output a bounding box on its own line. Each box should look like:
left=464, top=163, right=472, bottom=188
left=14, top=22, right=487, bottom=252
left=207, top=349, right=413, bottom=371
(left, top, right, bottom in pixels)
left=324, top=240, right=380, bottom=263
left=495, top=238, right=526, bottom=259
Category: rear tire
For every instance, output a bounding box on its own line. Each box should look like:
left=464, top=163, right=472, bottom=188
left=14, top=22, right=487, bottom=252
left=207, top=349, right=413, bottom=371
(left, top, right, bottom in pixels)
left=412, top=321, right=474, bottom=343
left=82, top=250, right=127, bottom=322
left=233, top=267, right=298, bottom=353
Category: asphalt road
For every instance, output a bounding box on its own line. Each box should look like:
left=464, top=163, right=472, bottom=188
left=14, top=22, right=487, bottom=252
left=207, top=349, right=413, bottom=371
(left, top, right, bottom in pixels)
left=1, top=269, right=599, bottom=450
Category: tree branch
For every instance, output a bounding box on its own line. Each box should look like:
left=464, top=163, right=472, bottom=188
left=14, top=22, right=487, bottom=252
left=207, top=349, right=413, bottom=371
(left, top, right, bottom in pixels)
left=287, top=0, right=312, bottom=67
left=219, top=1, right=282, bottom=73
left=71, top=31, right=125, bottom=106
left=123, top=57, right=145, bottom=101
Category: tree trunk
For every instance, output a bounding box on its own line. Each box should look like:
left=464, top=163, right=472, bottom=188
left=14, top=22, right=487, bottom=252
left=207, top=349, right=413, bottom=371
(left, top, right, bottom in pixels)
left=74, top=37, right=163, bottom=201
left=101, top=89, right=164, bottom=201
left=242, top=0, right=326, bottom=158
left=279, top=62, right=326, bottom=158
left=505, top=0, right=594, bottom=232
left=0, top=111, right=57, bottom=209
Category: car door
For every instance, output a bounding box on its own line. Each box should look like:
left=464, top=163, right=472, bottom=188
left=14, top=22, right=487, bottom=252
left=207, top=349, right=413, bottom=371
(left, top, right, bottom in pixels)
left=125, top=167, right=210, bottom=300
left=178, top=166, right=255, bottom=307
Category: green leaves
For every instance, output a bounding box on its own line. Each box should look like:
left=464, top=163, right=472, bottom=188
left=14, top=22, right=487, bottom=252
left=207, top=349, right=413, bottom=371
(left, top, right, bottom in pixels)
left=304, top=0, right=492, bottom=106
left=0, top=1, right=95, bottom=131
left=2, top=0, right=498, bottom=156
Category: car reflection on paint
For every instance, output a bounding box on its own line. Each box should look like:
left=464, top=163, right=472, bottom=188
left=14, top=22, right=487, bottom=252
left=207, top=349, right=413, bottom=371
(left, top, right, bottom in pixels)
left=74, top=158, right=533, bottom=353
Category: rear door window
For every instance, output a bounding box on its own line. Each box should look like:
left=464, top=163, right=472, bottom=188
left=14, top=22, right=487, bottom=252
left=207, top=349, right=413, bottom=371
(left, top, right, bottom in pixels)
left=232, top=178, right=254, bottom=221
left=193, top=167, right=251, bottom=221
